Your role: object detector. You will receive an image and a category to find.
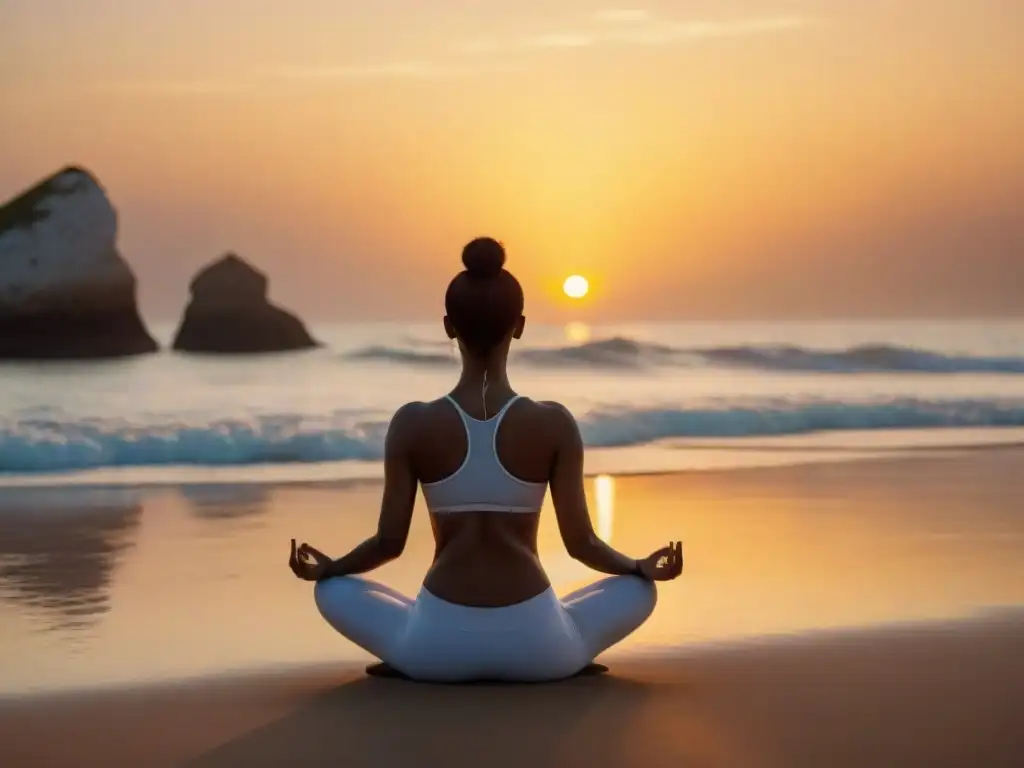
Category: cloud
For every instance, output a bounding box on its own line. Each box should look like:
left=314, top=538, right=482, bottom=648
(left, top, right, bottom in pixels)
left=593, top=9, right=652, bottom=24
left=451, top=39, right=502, bottom=55
left=88, top=80, right=253, bottom=96
left=523, top=33, right=597, bottom=49
left=653, top=16, right=809, bottom=41
left=264, top=61, right=460, bottom=80
left=593, top=15, right=811, bottom=45
left=456, top=14, right=811, bottom=55
left=109, top=13, right=811, bottom=95
left=94, top=61, right=468, bottom=96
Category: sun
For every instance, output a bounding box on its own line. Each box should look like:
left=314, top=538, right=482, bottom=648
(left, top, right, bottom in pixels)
left=563, top=274, right=589, bottom=299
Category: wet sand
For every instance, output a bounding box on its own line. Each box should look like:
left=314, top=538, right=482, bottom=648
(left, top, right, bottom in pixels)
left=1, top=448, right=1023, bottom=764
left=2, top=612, right=1021, bottom=767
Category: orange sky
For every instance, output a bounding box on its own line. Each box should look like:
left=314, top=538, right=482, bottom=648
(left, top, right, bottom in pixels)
left=2, top=1, right=1022, bottom=321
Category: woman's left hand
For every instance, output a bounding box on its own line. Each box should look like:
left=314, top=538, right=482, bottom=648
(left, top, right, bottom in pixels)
left=289, top=538, right=333, bottom=581
left=636, top=541, right=684, bottom=581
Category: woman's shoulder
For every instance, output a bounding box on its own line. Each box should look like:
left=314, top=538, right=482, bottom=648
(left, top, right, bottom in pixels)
left=389, top=396, right=578, bottom=428
left=388, top=399, right=437, bottom=426
left=512, top=398, right=581, bottom=440
left=386, top=398, right=459, bottom=429
left=526, top=398, right=576, bottom=418
left=513, top=397, right=575, bottom=420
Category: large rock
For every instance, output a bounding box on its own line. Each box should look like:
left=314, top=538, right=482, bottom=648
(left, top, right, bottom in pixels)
left=172, top=254, right=318, bottom=354
left=0, top=167, right=158, bottom=359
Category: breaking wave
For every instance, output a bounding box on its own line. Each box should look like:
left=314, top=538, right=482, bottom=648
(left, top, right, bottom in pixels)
left=3, top=397, right=1024, bottom=475
left=343, top=338, right=1024, bottom=374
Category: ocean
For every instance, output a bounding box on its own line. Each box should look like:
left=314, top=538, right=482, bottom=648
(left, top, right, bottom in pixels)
left=2, top=319, right=1023, bottom=486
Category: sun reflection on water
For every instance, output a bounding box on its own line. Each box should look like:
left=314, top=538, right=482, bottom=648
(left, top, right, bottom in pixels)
left=564, top=322, right=591, bottom=344
left=537, top=474, right=618, bottom=589
left=595, top=474, right=615, bottom=543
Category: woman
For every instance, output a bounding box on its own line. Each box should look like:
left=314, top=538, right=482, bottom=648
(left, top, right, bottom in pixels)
left=289, top=237, right=683, bottom=682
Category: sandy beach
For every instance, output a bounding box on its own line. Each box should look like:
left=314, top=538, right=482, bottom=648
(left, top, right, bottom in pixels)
left=2, top=448, right=1023, bottom=765
left=2, top=613, right=1022, bottom=767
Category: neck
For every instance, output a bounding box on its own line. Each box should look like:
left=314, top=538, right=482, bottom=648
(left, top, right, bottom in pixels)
left=457, top=353, right=509, bottom=391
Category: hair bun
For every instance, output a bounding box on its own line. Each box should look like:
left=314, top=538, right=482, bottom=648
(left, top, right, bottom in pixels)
left=461, top=237, right=506, bottom=279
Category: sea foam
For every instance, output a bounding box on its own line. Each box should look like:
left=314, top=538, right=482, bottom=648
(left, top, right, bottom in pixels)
left=3, top=397, right=1023, bottom=474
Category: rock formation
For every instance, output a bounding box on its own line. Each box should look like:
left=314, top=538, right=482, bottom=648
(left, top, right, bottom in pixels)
left=0, top=166, right=158, bottom=359
left=172, top=254, right=318, bottom=353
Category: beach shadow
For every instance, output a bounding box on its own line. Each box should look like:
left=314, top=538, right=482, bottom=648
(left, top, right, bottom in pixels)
left=0, top=488, right=142, bottom=631
left=187, top=671, right=673, bottom=768
left=364, top=661, right=608, bottom=681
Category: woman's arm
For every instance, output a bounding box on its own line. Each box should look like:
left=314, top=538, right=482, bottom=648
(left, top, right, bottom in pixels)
left=321, top=403, right=420, bottom=579
left=546, top=402, right=643, bottom=576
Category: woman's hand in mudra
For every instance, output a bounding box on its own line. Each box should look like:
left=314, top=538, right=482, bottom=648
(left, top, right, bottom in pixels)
left=637, top=541, right=683, bottom=581
left=289, top=538, right=333, bottom=581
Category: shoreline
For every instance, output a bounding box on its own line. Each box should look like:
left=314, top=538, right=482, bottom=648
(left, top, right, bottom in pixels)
left=2, top=611, right=1021, bottom=766
left=3, top=447, right=1022, bottom=696
left=2, top=435, right=1023, bottom=492
left=2, top=445, right=1022, bottom=764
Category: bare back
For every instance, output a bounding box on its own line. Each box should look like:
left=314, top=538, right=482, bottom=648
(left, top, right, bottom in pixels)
left=408, top=393, right=563, bottom=606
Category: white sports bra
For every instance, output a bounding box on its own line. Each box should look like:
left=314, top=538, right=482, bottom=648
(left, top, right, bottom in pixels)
left=421, top=395, right=548, bottom=514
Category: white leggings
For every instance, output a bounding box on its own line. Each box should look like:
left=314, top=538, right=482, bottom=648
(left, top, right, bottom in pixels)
left=313, top=575, right=657, bottom=682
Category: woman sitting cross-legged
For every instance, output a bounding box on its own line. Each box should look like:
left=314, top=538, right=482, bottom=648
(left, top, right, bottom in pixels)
left=288, top=237, right=683, bottom=683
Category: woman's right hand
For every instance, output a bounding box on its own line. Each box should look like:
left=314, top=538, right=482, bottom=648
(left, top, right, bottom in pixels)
left=289, top=538, right=334, bottom=582
left=636, top=541, right=683, bottom=581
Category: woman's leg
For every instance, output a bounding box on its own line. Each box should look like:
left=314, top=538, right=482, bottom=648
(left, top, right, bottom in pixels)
left=560, top=575, right=657, bottom=659
left=313, top=576, right=413, bottom=663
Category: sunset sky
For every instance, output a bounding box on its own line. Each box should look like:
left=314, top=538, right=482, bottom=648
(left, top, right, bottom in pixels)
left=2, top=1, right=1022, bottom=322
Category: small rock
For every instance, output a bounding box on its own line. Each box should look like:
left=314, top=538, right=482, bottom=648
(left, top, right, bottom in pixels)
left=172, top=253, right=318, bottom=354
